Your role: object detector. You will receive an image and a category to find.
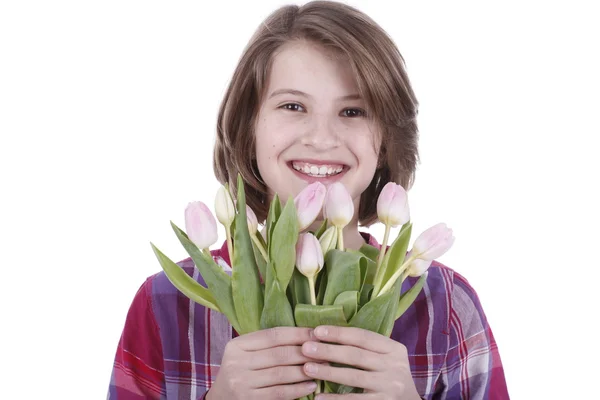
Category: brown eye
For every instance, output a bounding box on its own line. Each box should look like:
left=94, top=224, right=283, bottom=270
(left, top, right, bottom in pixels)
left=341, top=108, right=366, bottom=118
left=281, top=103, right=305, bottom=112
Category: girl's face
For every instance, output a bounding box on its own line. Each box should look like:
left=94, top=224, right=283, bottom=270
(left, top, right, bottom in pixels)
left=255, top=41, right=380, bottom=208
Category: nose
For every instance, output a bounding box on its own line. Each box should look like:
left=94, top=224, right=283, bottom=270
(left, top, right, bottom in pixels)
left=300, top=114, right=340, bottom=150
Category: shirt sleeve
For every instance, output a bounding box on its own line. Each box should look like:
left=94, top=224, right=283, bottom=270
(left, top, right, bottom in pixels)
left=442, top=272, right=510, bottom=399
left=108, top=277, right=167, bottom=399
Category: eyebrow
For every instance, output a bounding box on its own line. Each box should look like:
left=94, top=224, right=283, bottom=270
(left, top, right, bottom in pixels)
left=268, top=88, right=362, bottom=101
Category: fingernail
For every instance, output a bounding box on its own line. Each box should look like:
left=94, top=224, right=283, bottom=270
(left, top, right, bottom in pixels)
left=305, top=363, right=318, bottom=374
left=314, top=326, right=328, bottom=337
left=303, top=342, right=317, bottom=353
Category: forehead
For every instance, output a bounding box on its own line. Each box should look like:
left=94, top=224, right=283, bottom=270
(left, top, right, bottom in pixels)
left=266, top=41, right=360, bottom=98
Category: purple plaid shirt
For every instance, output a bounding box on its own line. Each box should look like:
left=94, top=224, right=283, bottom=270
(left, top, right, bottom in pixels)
left=108, top=234, right=509, bottom=399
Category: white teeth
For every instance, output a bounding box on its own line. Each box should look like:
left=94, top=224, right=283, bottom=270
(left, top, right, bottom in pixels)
left=292, top=161, right=345, bottom=177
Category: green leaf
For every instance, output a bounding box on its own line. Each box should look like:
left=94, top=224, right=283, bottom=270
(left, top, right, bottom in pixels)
left=396, top=272, right=428, bottom=320
left=379, top=222, right=412, bottom=289
left=358, top=245, right=379, bottom=286
left=359, top=284, right=374, bottom=307
left=322, top=250, right=362, bottom=305
left=314, top=219, right=328, bottom=238
left=250, top=236, right=266, bottom=282
left=269, top=197, right=299, bottom=291
left=380, top=278, right=402, bottom=337
left=231, top=174, right=264, bottom=334
left=170, top=223, right=241, bottom=333
left=349, top=290, right=396, bottom=335
left=294, top=304, right=348, bottom=328
left=333, top=291, right=358, bottom=321
left=316, top=267, right=328, bottom=305
left=260, top=262, right=296, bottom=329
left=266, top=194, right=282, bottom=254
left=288, top=268, right=311, bottom=307
left=151, top=243, right=220, bottom=312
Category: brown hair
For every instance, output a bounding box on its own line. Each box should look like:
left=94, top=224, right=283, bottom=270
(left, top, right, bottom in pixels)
left=214, top=0, right=419, bottom=226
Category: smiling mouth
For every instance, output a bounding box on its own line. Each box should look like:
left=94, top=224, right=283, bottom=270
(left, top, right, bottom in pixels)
left=290, top=161, right=345, bottom=178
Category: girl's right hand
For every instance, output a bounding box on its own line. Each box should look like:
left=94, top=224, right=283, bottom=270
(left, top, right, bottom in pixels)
left=206, top=327, right=318, bottom=400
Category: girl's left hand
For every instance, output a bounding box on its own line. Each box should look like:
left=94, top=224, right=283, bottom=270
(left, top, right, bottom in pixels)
left=301, top=325, right=421, bottom=399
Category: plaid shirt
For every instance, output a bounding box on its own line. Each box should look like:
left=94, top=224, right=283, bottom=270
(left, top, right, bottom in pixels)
left=108, top=234, right=509, bottom=399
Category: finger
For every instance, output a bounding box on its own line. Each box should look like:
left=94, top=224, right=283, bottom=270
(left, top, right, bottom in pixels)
left=251, top=365, right=311, bottom=387
left=303, top=362, right=377, bottom=391
left=301, top=341, right=379, bottom=371
left=313, top=325, right=396, bottom=354
left=254, top=380, right=318, bottom=400
left=250, top=344, right=316, bottom=369
left=236, top=327, right=315, bottom=351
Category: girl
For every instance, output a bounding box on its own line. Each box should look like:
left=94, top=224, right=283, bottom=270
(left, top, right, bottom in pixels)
left=109, top=1, right=508, bottom=399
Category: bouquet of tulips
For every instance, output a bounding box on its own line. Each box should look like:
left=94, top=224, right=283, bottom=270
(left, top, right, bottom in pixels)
left=151, top=175, right=454, bottom=396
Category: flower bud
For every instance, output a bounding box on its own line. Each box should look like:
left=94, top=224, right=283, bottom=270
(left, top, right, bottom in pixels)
left=318, top=226, right=338, bottom=256
left=406, top=250, right=433, bottom=277
left=295, top=233, right=324, bottom=278
left=412, top=223, right=455, bottom=260
left=294, top=182, right=326, bottom=231
left=185, top=201, right=218, bottom=249
left=377, top=182, right=410, bottom=227
left=246, top=205, right=258, bottom=235
left=323, top=182, right=354, bottom=228
left=215, top=185, right=236, bottom=228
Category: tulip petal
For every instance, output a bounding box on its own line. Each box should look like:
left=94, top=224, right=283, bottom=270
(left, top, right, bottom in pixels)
left=184, top=201, right=218, bottom=249
left=294, top=182, right=326, bottom=231
left=324, top=182, right=354, bottom=228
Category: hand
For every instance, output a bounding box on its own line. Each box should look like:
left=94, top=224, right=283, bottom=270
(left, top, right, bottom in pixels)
left=207, top=327, right=318, bottom=400
left=300, top=325, right=420, bottom=399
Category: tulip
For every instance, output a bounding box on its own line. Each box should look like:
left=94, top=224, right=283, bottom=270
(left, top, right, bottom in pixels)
left=373, top=182, right=411, bottom=296
left=377, top=182, right=410, bottom=228
left=294, top=182, right=326, bottom=231
left=378, top=223, right=454, bottom=296
left=318, top=226, right=338, bottom=257
left=406, top=252, right=433, bottom=277
left=215, top=185, right=236, bottom=228
left=185, top=201, right=218, bottom=250
left=215, top=185, right=236, bottom=261
left=412, top=223, right=455, bottom=260
left=296, top=233, right=324, bottom=305
left=246, top=205, right=258, bottom=235
left=323, top=183, right=354, bottom=228
left=323, top=182, right=354, bottom=251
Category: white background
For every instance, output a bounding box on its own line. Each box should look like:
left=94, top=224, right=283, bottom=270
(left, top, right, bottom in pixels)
left=1, top=0, right=598, bottom=398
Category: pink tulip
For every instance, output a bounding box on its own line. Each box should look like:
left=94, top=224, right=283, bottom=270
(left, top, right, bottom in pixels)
left=377, top=182, right=410, bottom=227
left=246, top=205, right=258, bottom=234
left=185, top=201, right=218, bottom=249
left=295, top=233, right=324, bottom=278
left=323, top=182, right=354, bottom=228
left=412, top=223, right=455, bottom=260
left=294, top=182, right=326, bottom=231
left=406, top=250, right=433, bottom=277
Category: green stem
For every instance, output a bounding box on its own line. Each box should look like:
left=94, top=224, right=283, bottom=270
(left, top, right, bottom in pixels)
left=308, top=276, right=317, bottom=306
left=372, top=224, right=391, bottom=297
left=225, top=225, right=234, bottom=264
left=377, top=254, right=418, bottom=296
left=251, top=233, right=268, bottom=262
left=307, top=275, right=321, bottom=396
left=336, top=226, right=344, bottom=251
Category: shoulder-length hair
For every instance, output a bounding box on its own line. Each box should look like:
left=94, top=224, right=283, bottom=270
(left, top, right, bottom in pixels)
left=214, top=0, right=419, bottom=226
